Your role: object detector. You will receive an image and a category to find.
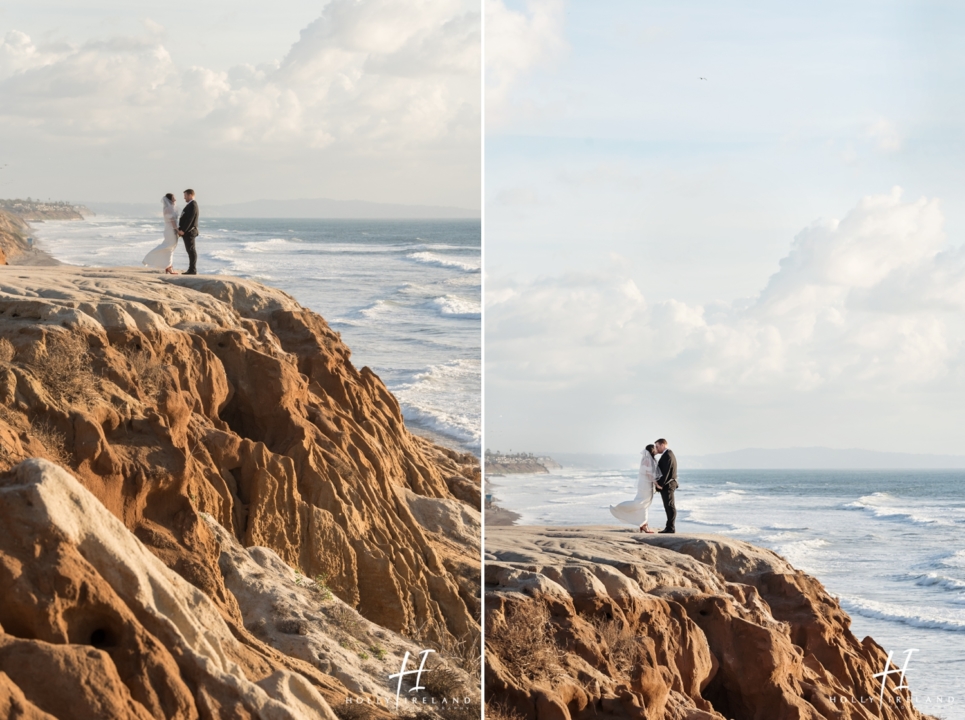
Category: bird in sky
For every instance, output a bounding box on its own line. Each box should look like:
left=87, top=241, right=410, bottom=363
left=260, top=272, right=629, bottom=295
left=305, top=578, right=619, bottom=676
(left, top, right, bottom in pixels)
left=699, top=77, right=708, bottom=81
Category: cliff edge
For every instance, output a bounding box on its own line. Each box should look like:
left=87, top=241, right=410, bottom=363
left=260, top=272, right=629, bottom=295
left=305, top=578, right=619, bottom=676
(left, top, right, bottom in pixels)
left=485, top=526, right=936, bottom=720
left=0, top=265, right=481, bottom=718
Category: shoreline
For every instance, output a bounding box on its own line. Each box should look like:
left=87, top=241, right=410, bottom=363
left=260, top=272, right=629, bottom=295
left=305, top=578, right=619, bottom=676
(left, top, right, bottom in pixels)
left=484, top=477, right=521, bottom=526
left=0, top=211, right=61, bottom=266
left=408, top=424, right=478, bottom=458
left=9, top=246, right=60, bottom=266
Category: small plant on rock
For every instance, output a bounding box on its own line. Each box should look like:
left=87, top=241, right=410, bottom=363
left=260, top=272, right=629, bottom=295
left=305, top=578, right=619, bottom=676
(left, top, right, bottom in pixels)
left=123, top=347, right=167, bottom=400
left=486, top=600, right=562, bottom=683
left=36, top=332, right=99, bottom=406
left=313, top=573, right=334, bottom=602
left=333, top=704, right=370, bottom=720
left=484, top=703, right=525, bottom=720
left=30, top=419, right=72, bottom=468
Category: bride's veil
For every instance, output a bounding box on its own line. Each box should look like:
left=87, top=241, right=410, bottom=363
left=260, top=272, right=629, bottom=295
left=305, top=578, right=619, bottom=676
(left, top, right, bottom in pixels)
left=640, top=449, right=658, bottom=482
left=161, top=195, right=177, bottom=221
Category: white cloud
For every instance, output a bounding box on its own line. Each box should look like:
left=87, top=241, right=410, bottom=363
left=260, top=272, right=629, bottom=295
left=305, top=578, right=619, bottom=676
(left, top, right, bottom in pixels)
left=867, top=117, right=902, bottom=152
left=488, top=188, right=965, bottom=401
left=0, top=1, right=480, bottom=205
left=484, top=0, right=565, bottom=126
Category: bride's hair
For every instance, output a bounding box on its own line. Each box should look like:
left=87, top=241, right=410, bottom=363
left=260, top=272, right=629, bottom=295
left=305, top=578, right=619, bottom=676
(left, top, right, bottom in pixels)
left=164, top=193, right=175, bottom=202
left=645, top=444, right=655, bottom=453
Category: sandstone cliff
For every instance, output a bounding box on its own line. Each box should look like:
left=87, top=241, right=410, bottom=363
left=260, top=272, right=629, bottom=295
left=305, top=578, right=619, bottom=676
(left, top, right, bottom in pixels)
left=0, top=266, right=481, bottom=718
left=0, top=211, right=34, bottom=265
left=485, top=526, right=937, bottom=720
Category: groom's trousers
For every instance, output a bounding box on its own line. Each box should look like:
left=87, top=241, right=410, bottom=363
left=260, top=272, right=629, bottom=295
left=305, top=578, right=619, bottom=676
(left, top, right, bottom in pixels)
left=659, top=483, right=677, bottom=532
left=183, top=232, right=198, bottom=274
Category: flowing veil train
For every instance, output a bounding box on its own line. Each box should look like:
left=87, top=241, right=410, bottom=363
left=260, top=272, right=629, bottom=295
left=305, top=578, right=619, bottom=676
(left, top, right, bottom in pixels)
left=142, top=196, right=179, bottom=272
left=609, top=450, right=660, bottom=528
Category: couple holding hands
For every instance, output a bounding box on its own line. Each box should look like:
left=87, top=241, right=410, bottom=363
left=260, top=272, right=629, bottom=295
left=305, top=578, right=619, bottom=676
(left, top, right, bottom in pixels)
left=142, top=189, right=200, bottom=275
left=609, top=438, right=678, bottom=534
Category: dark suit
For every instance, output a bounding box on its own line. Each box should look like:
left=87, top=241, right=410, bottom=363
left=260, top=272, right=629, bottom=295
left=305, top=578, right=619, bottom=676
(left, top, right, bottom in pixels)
left=178, top=199, right=199, bottom=274
left=656, top=449, right=678, bottom=532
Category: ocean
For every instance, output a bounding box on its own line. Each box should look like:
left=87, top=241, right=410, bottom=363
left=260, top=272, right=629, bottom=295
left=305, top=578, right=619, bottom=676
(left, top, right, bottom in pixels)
left=488, top=463, right=965, bottom=718
left=31, top=216, right=480, bottom=455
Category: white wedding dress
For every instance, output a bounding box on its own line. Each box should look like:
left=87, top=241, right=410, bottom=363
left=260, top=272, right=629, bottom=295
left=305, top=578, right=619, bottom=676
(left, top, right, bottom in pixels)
left=609, top=451, right=661, bottom=526
left=142, top=197, right=179, bottom=270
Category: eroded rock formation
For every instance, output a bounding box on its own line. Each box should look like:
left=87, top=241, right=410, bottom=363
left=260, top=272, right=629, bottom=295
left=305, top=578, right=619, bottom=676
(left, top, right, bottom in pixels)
left=0, top=212, right=32, bottom=265
left=0, top=459, right=340, bottom=719
left=485, top=526, right=937, bottom=720
left=0, top=266, right=481, bottom=717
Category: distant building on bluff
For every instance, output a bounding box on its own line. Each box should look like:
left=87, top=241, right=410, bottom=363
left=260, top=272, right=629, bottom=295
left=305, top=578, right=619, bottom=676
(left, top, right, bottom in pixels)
left=484, top=450, right=561, bottom=475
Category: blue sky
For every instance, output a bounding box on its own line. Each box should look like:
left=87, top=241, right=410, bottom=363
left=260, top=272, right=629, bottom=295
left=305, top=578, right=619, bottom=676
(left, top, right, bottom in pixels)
left=486, top=0, right=965, bottom=454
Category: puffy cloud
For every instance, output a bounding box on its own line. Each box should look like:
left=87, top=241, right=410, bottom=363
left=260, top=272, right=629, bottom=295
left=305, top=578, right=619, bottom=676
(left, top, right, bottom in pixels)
left=487, top=188, right=965, bottom=401
left=0, top=1, right=479, bottom=203
left=0, top=37, right=182, bottom=137
left=484, top=0, right=565, bottom=126
left=867, top=117, right=902, bottom=152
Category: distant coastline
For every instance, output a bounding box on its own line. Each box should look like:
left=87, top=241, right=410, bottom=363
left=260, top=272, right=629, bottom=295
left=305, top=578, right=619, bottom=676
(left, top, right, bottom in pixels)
left=484, top=451, right=561, bottom=527
left=84, top=197, right=479, bottom=220
left=484, top=450, right=561, bottom=475
left=0, top=198, right=91, bottom=221
left=687, top=446, right=965, bottom=469
left=523, top=447, right=965, bottom=471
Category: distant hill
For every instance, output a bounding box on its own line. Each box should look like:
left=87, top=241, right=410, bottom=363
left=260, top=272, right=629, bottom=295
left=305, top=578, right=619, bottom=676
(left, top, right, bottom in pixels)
left=537, top=448, right=965, bottom=470
left=84, top=198, right=479, bottom=219
left=685, top=447, right=965, bottom=469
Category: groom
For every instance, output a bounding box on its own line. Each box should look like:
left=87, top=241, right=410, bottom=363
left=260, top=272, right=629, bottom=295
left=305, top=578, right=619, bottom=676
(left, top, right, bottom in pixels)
left=654, top=438, right=678, bottom=534
left=178, top=188, right=199, bottom=275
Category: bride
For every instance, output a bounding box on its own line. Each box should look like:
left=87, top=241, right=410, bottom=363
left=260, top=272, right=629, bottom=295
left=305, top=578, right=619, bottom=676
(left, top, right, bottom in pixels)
left=610, top=444, right=661, bottom=533
left=142, top=194, right=179, bottom=274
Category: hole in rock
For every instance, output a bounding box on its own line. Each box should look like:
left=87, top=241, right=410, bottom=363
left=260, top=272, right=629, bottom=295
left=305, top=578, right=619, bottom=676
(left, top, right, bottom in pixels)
left=701, top=665, right=745, bottom=720
left=89, top=628, right=115, bottom=648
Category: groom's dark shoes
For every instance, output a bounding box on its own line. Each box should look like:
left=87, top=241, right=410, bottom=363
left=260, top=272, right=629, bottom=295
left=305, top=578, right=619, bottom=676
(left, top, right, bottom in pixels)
left=658, top=528, right=675, bottom=533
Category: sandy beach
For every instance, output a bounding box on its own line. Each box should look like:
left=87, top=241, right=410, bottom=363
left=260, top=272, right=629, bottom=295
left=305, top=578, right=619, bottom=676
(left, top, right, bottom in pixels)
left=485, top=477, right=521, bottom=526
